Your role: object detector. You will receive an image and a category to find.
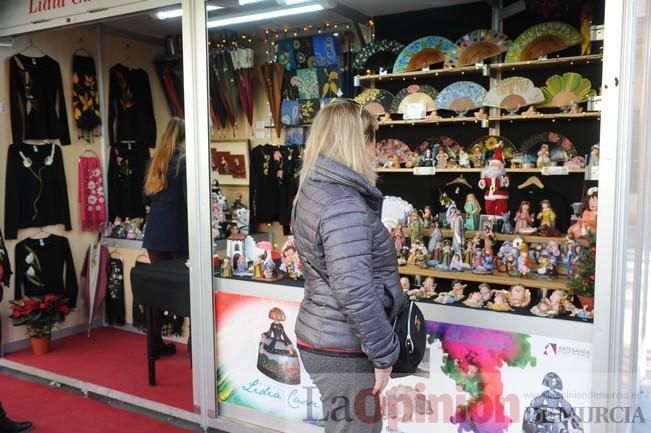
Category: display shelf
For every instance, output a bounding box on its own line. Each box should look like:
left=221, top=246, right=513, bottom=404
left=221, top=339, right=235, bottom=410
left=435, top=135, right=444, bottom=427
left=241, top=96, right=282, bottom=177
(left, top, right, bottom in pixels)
left=399, top=264, right=570, bottom=290
left=101, top=238, right=143, bottom=249
left=489, top=112, right=601, bottom=122
left=357, top=64, right=485, bottom=83
left=403, top=227, right=568, bottom=245
left=378, top=117, right=485, bottom=126
left=376, top=167, right=585, bottom=174
left=491, top=54, right=603, bottom=72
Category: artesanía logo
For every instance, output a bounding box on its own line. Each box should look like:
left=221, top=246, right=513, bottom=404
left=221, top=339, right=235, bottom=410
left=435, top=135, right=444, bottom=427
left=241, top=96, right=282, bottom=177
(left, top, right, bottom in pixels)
left=544, top=343, right=557, bottom=355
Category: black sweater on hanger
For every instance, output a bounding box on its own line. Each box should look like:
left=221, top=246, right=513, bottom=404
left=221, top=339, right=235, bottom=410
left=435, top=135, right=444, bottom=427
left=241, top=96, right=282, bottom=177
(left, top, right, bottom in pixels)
left=5, top=142, right=72, bottom=240
left=14, top=234, right=78, bottom=308
left=108, top=64, right=157, bottom=148
left=10, top=54, right=71, bottom=145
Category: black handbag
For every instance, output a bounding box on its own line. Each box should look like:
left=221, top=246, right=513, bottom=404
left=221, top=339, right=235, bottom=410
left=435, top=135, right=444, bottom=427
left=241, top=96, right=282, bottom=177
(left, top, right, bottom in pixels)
left=391, top=299, right=427, bottom=375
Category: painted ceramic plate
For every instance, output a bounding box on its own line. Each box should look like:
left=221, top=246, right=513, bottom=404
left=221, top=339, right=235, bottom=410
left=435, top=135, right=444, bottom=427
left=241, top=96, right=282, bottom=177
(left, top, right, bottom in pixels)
left=390, top=84, right=439, bottom=113
left=538, top=72, right=596, bottom=108
left=470, top=135, right=518, bottom=162
left=483, top=76, right=544, bottom=112
left=449, top=29, right=511, bottom=68
left=354, top=88, right=395, bottom=116
left=375, top=138, right=412, bottom=165
left=393, top=36, right=457, bottom=73
left=436, top=81, right=487, bottom=113
left=505, top=22, right=582, bottom=63
left=520, top=132, right=577, bottom=164
left=353, top=40, right=405, bottom=73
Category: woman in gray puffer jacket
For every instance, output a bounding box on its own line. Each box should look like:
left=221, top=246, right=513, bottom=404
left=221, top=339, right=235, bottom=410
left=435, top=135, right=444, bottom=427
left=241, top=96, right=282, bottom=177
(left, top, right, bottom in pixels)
left=292, top=100, right=405, bottom=433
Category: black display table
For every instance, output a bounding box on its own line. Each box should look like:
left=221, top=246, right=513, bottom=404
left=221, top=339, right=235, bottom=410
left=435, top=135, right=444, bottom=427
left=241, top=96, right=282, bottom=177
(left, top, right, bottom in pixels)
left=130, top=258, right=190, bottom=385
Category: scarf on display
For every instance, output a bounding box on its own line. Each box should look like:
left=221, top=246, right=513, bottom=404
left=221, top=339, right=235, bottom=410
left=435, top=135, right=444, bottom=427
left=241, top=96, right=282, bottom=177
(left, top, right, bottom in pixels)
left=78, top=155, right=107, bottom=231
left=106, top=257, right=126, bottom=326
left=72, top=55, right=101, bottom=141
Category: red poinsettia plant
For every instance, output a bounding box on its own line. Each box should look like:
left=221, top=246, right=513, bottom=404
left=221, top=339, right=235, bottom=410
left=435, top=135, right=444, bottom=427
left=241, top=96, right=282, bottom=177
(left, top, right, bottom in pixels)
left=9, top=294, right=71, bottom=338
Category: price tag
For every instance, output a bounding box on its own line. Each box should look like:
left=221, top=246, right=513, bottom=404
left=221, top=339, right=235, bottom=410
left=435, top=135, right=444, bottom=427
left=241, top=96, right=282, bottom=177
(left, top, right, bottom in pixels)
left=541, top=166, right=569, bottom=176
left=421, top=65, right=430, bottom=72
left=413, top=167, right=436, bottom=176
left=379, top=67, right=388, bottom=76
left=403, top=103, right=426, bottom=120
left=353, top=75, right=360, bottom=87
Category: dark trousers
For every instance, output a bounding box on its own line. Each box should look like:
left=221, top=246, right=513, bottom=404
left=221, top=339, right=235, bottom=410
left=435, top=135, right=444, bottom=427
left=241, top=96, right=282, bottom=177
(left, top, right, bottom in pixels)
left=0, top=402, right=9, bottom=428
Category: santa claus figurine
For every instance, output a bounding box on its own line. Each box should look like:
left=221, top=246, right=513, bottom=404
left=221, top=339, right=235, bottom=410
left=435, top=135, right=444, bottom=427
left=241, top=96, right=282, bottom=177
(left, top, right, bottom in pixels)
left=478, top=144, right=510, bottom=216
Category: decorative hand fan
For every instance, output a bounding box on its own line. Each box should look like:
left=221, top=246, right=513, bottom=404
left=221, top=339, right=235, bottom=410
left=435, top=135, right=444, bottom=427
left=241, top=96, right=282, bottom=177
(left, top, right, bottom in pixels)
left=393, top=36, right=457, bottom=73
left=538, top=72, right=596, bottom=108
left=436, top=81, right=487, bottom=114
left=390, top=84, right=438, bottom=114
left=354, top=88, right=395, bottom=116
left=449, top=29, right=511, bottom=67
left=505, top=22, right=582, bottom=62
left=483, top=76, right=544, bottom=113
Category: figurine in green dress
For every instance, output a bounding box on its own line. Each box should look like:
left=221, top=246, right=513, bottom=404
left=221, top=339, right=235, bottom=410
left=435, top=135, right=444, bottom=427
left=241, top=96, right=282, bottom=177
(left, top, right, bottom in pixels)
left=464, top=193, right=481, bottom=231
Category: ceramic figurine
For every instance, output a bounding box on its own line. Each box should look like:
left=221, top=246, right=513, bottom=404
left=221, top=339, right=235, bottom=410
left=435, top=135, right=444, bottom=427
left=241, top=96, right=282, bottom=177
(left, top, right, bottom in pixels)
left=440, top=241, right=453, bottom=269
left=514, top=201, right=535, bottom=234
left=431, top=240, right=443, bottom=264
left=471, top=249, right=484, bottom=271
left=434, top=280, right=466, bottom=304
left=449, top=252, right=467, bottom=271
left=392, top=224, right=406, bottom=254
left=409, top=209, right=423, bottom=242
left=522, top=105, right=538, bottom=116
left=464, top=194, right=481, bottom=231
left=536, top=250, right=557, bottom=278
left=479, top=283, right=493, bottom=302
left=547, top=240, right=562, bottom=265
left=420, top=206, right=435, bottom=229
left=235, top=254, right=250, bottom=275
left=458, top=149, right=470, bottom=168
left=570, top=101, right=583, bottom=114
left=472, top=232, right=482, bottom=251
left=231, top=193, right=245, bottom=212
left=570, top=305, right=594, bottom=320
left=439, top=191, right=455, bottom=214
left=500, top=211, right=513, bottom=234
left=428, top=221, right=443, bottom=252
left=506, top=255, right=519, bottom=277
left=463, top=291, right=485, bottom=308
left=568, top=244, right=584, bottom=277
left=568, top=187, right=598, bottom=239
left=400, top=277, right=411, bottom=294
left=482, top=248, right=495, bottom=272
left=561, top=234, right=576, bottom=268
left=537, top=200, right=557, bottom=230
left=474, top=107, right=488, bottom=119
left=487, top=290, right=513, bottom=311
left=221, top=256, right=233, bottom=278
left=469, top=144, right=484, bottom=168
left=263, top=251, right=279, bottom=280
left=536, top=143, right=552, bottom=168
left=436, top=148, right=449, bottom=169
left=508, top=285, right=532, bottom=308
left=588, top=144, right=600, bottom=167
left=517, top=249, right=532, bottom=277
left=253, top=255, right=265, bottom=279
left=406, top=277, right=437, bottom=300
left=404, top=151, right=418, bottom=168
left=414, top=248, right=428, bottom=269
left=421, top=276, right=436, bottom=294
left=532, top=244, right=544, bottom=265
left=450, top=206, right=465, bottom=253
left=530, top=290, right=571, bottom=317
left=280, top=245, right=302, bottom=279
left=463, top=240, right=474, bottom=265
left=419, top=148, right=434, bottom=167
left=481, top=225, right=496, bottom=250
left=478, top=145, right=509, bottom=215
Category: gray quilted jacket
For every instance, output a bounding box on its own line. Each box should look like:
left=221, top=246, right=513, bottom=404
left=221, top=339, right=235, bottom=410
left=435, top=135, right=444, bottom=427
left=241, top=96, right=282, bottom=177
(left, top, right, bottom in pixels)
left=293, top=156, right=404, bottom=369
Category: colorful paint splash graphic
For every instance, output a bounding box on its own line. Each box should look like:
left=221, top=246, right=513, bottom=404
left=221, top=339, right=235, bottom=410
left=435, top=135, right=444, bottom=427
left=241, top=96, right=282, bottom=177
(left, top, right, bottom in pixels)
left=427, top=322, right=537, bottom=433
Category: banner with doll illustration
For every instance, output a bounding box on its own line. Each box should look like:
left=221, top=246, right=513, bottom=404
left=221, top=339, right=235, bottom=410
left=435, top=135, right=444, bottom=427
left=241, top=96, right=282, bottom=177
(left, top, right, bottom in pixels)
left=215, top=292, right=593, bottom=432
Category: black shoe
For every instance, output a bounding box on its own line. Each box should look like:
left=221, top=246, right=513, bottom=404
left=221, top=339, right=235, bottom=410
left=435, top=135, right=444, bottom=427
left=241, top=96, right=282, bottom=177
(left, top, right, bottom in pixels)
left=154, top=341, right=176, bottom=359
left=2, top=420, right=33, bottom=433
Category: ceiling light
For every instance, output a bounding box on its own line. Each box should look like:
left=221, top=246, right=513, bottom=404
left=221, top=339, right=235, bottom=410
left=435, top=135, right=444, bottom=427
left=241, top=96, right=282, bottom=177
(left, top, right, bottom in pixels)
left=155, top=5, right=222, bottom=20
left=207, top=3, right=325, bottom=28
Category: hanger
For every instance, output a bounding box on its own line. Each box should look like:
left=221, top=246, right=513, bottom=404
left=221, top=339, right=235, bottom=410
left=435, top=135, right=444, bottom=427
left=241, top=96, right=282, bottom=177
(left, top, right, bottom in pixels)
left=135, top=251, right=150, bottom=264
left=119, top=43, right=140, bottom=69
left=27, top=227, right=51, bottom=240
left=19, top=36, right=46, bottom=57
left=446, top=174, right=472, bottom=189
left=79, top=147, right=100, bottom=159
left=109, top=248, right=123, bottom=261
left=517, top=175, right=545, bottom=190
left=74, top=38, right=92, bottom=57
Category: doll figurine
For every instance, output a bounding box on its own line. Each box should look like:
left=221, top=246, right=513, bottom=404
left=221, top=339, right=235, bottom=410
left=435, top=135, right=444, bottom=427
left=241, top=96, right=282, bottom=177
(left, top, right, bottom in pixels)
left=419, top=148, right=434, bottom=167
left=469, top=144, right=484, bottom=168
left=263, top=251, right=277, bottom=279
left=561, top=234, right=577, bottom=268
left=434, top=280, right=467, bottom=304
left=457, top=149, right=470, bottom=168
left=409, top=209, right=423, bottom=243
left=449, top=206, right=465, bottom=253
left=463, top=240, right=474, bottom=265
left=546, top=240, right=562, bottom=266
left=463, top=291, right=484, bottom=308
left=449, top=252, right=466, bottom=272
left=537, top=200, right=557, bottom=230
left=531, top=290, right=570, bottom=317
left=428, top=220, right=443, bottom=252
left=568, top=187, right=598, bottom=239
left=514, top=201, right=535, bottom=234
left=536, top=143, right=551, bottom=168
left=472, top=249, right=484, bottom=270
left=431, top=240, right=443, bottom=264
left=536, top=250, right=556, bottom=278
left=508, top=285, right=532, bottom=308
left=482, top=248, right=495, bottom=272
left=479, top=283, right=493, bottom=302
left=506, top=255, right=519, bottom=277
left=439, top=241, right=453, bottom=269
left=436, top=148, right=449, bottom=169
left=253, top=255, right=265, bottom=279
left=464, top=194, right=481, bottom=231
left=392, top=224, right=406, bottom=254
left=400, top=277, right=411, bottom=294
left=487, top=290, right=513, bottom=311
left=517, top=249, right=531, bottom=277
left=235, top=254, right=249, bottom=274
left=421, top=206, right=434, bottom=229
left=221, top=256, right=233, bottom=277
left=481, top=224, right=496, bottom=250
left=568, top=244, right=584, bottom=277
left=588, top=144, right=600, bottom=167
left=472, top=232, right=482, bottom=251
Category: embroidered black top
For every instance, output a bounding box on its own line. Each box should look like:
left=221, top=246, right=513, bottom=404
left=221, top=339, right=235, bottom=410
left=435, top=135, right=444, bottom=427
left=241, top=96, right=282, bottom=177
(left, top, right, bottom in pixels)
left=108, top=64, right=157, bottom=148
left=14, top=234, right=78, bottom=307
left=10, top=54, right=71, bottom=146
left=4, top=142, right=72, bottom=240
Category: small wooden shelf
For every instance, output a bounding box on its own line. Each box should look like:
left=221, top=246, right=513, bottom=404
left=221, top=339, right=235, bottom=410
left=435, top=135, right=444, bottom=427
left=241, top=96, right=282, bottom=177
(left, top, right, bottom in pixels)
left=402, top=227, right=569, bottom=245
left=399, top=264, right=570, bottom=290
left=491, top=54, right=603, bottom=72
left=379, top=117, right=485, bottom=126
left=358, top=65, right=485, bottom=83
left=490, top=112, right=601, bottom=122
left=376, top=167, right=584, bottom=174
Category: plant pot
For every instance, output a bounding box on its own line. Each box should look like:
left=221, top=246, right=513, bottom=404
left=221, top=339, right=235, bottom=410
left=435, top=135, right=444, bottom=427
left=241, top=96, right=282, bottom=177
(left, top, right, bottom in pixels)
left=577, top=295, right=594, bottom=311
left=31, top=336, right=51, bottom=355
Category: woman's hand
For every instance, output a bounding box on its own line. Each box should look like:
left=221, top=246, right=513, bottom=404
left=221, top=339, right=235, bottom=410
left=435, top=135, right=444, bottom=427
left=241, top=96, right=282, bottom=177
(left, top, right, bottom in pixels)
left=373, top=366, right=392, bottom=395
